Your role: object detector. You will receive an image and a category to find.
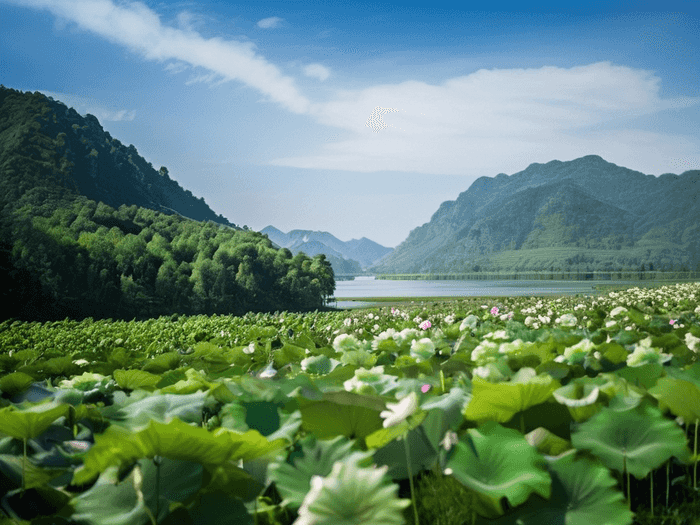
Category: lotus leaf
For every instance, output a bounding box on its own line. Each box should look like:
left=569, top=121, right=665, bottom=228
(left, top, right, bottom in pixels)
left=445, top=421, right=551, bottom=518
left=571, top=401, right=692, bottom=479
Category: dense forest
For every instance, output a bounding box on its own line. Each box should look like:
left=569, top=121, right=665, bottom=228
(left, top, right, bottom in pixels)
left=0, top=86, right=335, bottom=321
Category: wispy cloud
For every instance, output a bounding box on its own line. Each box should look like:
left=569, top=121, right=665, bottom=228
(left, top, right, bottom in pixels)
left=40, top=90, right=136, bottom=121
left=303, top=63, right=330, bottom=81
left=11, top=0, right=310, bottom=113
left=257, top=16, right=283, bottom=29
left=269, top=62, right=700, bottom=176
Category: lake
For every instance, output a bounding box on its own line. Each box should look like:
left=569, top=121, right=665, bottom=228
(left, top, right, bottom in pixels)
left=332, top=277, right=634, bottom=308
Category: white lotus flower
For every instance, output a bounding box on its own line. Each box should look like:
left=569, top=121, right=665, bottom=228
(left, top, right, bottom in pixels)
left=556, top=313, right=577, bottom=327
left=627, top=337, right=673, bottom=367
left=610, top=306, right=628, bottom=318
left=685, top=332, right=700, bottom=353
left=471, top=340, right=499, bottom=365
left=333, top=334, right=360, bottom=353
left=381, top=391, right=418, bottom=428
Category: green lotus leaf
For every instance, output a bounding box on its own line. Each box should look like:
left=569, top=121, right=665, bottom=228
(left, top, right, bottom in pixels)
left=158, top=368, right=213, bottom=394
left=112, top=369, right=161, bottom=391
left=100, top=391, right=209, bottom=430
left=71, top=464, right=169, bottom=525
left=300, top=354, right=338, bottom=375
left=419, top=387, right=470, bottom=451
left=296, top=390, right=386, bottom=443
left=268, top=434, right=374, bottom=510
left=571, top=401, right=692, bottom=479
left=464, top=369, right=560, bottom=424
left=273, top=342, right=306, bottom=368
left=141, top=352, right=180, bottom=373
left=41, top=356, right=75, bottom=376
left=648, top=377, right=700, bottom=424
left=0, top=401, right=69, bottom=440
left=596, top=342, right=628, bottom=364
left=0, top=453, right=68, bottom=489
left=524, top=427, right=572, bottom=458
left=552, top=378, right=604, bottom=422
left=478, top=449, right=633, bottom=525
left=294, top=455, right=410, bottom=525
left=137, top=456, right=204, bottom=503
left=72, top=417, right=286, bottom=486
left=616, top=362, right=664, bottom=390
left=0, top=372, right=35, bottom=397
left=445, top=421, right=551, bottom=518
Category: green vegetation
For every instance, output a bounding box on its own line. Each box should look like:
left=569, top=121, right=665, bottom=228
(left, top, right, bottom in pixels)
left=0, top=196, right=335, bottom=320
left=0, top=86, right=335, bottom=320
left=0, top=282, right=700, bottom=524
left=373, top=155, right=700, bottom=275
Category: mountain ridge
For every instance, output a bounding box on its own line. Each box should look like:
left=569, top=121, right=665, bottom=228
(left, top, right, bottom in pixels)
left=261, top=226, right=393, bottom=271
left=373, top=155, right=700, bottom=273
left=0, top=86, right=234, bottom=227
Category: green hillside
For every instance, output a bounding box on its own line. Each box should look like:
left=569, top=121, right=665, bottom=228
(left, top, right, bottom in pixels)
left=373, top=155, right=700, bottom=274
left=0, top=86, right=334, bottom=321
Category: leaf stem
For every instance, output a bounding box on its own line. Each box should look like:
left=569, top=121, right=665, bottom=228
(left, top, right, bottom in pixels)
left=403, top=431, right=419, bottom=525
left=22, top=437, right=26, bottom=494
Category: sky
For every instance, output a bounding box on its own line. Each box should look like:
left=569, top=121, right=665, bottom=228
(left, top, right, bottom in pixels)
left=1, top=1, right=699, bottom=248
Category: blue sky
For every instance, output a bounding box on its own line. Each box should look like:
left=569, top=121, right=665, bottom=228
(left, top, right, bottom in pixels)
left=1, top=0, right=698, bottom=247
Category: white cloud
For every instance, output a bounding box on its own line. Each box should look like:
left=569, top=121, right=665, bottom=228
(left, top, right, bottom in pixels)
left=40, top=90, right=136, bottom=121
left=185, top=72, right=219, bottom=85
left=267, top=62, right=700, bottom=176
left=257, top=16, right=283, bottom=29
left=303, top=63, right=330, bottom=81
left=13, top=0, right=310, bottom=113
left=164, top=61, right=189, bottom=74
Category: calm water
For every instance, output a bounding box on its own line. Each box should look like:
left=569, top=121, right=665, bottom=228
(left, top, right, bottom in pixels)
left=332, top=278, right=632, bottom=308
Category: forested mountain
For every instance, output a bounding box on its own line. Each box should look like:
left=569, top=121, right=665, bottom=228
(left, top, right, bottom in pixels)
left=0, top=86, right=334, bottom=320
left=373, top=155, right=700, bottom=274
left=261, top=226, right=392, bottom=271
left=0, top=86, right=232, bottom=226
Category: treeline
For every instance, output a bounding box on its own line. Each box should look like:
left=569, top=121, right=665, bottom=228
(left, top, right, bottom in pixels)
left=0, top=194, right=335, bottom=321
left=0, top=85, right=336, bottom=321
left=376, top=270, right=700, bottom=281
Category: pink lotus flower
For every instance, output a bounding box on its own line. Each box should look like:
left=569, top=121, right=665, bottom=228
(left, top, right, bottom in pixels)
left=419, top=320, right=431, bottom=330
left=421, top=384, right=431, bottom=393
left=670, top=319, right=677, bottom=325
left=490, top=307, right=499, bottom=316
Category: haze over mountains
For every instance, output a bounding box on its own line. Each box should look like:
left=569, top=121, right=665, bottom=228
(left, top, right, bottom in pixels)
left=373, top=155, right=700, bottom=274
left=261, top=226, right=393, bottom=274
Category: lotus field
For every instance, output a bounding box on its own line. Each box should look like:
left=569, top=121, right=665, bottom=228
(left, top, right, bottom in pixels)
left=2, top=282, right=700, bottom=525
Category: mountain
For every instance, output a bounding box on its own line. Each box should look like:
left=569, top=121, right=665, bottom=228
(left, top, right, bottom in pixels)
left=0, top=85, right=233, bottom=226
left=261, top=226, right=392, bottom=272
left=372, top=155, right=700, bottom=274
left=0, top=86, right=334, bottom=320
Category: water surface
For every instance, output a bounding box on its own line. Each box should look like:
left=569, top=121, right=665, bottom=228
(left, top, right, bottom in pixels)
left=332, top=278, right=632, bottom=308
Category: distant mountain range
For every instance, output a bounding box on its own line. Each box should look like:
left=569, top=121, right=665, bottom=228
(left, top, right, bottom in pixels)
left=372, top=155, right=700, bottom=274
left=261, top=226, right=393, bottom=274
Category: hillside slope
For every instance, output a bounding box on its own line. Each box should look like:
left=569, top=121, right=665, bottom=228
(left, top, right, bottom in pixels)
left=373, top=155, right=700, bottom=273
left=0, top=86, right=334, bottom=320
left=0, top=86, right=232, bottom=226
